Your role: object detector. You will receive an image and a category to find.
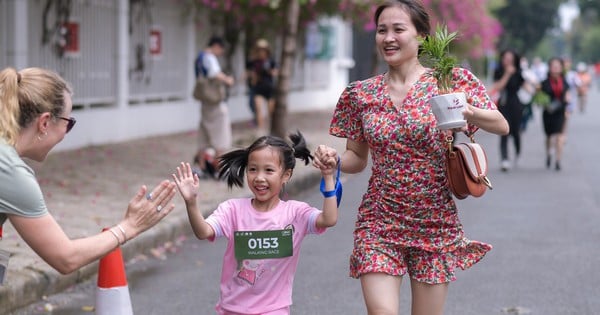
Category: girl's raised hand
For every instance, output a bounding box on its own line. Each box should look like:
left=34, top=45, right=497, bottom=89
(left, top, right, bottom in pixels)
left=172, top=162, right=200, bottom=202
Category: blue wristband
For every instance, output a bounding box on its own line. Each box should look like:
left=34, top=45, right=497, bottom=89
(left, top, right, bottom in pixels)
left=320, top=156, right=342, bottom=206
left=321, top=188, right=337, bottom=198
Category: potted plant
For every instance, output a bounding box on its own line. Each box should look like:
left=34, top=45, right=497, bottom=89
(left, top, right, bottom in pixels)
left=419, top=25, right=466, bottom=130
left=419, top=24, right=458, bottom=94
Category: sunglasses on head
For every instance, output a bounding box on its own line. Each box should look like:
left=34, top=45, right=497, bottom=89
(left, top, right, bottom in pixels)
left=57, top=116, right=76, bottom=133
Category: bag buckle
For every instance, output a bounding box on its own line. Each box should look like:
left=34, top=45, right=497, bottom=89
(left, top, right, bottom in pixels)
left=446, top=135, right=454, bottom=153
left=480, top=175, right=493, bottom=189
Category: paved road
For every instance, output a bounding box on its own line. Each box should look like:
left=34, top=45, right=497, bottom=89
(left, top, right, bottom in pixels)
left=14, top=88, right=600, bottom=315
left=446, top=87, right=600, bottom=315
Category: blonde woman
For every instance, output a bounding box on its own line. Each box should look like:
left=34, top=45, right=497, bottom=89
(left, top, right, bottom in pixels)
left=0, top=67, right=175, bottom=276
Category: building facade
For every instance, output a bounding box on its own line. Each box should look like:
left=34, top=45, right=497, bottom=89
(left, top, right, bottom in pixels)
left=1, top=0, right=354, bottom=151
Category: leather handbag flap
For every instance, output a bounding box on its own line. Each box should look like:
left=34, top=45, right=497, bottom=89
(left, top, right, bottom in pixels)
left=454, top=143, right=488, bottom=179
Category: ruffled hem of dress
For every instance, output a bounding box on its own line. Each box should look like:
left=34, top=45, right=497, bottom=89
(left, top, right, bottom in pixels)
left=347, top=238, right=492, bottom=280
left=453, top=239, right=492, bottom=270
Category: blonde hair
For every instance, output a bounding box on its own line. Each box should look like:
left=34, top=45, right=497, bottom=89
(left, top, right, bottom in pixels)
left=0, top=67, right=72, bottom=145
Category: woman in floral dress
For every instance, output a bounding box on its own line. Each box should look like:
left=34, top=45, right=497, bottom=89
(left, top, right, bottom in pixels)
left=312, top=1, right=509, bottom=314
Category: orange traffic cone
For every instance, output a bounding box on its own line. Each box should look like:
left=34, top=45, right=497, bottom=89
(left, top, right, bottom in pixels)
left=95, top=228, right=133, bottom=315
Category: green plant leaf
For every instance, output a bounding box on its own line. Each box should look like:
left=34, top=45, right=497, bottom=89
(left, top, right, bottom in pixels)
left=418, top=24, right=459, bottom=94
left=532, top=91, right=551, bottom=107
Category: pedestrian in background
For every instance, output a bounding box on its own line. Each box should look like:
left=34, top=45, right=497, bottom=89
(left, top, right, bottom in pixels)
left=563, top=58, right=581, bottom=114
left=492, top=49, right=525, bottom=172
left=193, top=36, right=235, bottom=179
left=519, top=57, right=540, bottom=132
left=312, top=1, right=508, bottom=314
left=172, top=131, right=339, bottom=315
left=575, top=62, right=592, bottom=113
left=0, top=67, right=175, bottom=276
left=245, top=39, right=277, bottom=136
left=539, top=57, right=571, bottom=171
left=594, top=61, right=600, bottom=90
left=531, top=56, right=548, bottom=83
left=561, top=58, right=581, bottom=147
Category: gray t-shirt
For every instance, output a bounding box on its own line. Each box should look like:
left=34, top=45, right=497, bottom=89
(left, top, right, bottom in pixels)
left=0, top=140, right=48, bottom=226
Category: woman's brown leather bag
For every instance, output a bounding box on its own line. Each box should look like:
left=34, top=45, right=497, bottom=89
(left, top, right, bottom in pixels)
left=445, top=134, right=493, bottom=199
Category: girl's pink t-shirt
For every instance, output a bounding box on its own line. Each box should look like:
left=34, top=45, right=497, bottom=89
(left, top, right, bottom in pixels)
left=205, top=198, right=326, bottom=314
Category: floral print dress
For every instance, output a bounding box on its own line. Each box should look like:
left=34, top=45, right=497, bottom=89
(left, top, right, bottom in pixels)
left=330, top=68, right=497, bottom=283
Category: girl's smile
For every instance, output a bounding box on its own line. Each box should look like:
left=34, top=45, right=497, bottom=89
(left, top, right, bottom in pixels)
left=246, top=147, right=291, bottom=211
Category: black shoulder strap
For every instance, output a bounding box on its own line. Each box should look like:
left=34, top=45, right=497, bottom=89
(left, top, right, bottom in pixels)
left=195, top=52, right=207, bottom=77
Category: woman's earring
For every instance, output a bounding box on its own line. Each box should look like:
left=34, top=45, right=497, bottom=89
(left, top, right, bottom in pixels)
left=37, top=131, right=48, bottom=141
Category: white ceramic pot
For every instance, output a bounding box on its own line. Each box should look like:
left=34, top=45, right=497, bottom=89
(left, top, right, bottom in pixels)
left=429, top=92, right=467, bottom=130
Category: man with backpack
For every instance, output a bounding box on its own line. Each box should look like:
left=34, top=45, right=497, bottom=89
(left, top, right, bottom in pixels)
left=193, top=36, right=234, bottom=179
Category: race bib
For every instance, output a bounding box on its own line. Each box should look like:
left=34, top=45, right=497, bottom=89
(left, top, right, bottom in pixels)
left=234, top=229, right=293, bottom=260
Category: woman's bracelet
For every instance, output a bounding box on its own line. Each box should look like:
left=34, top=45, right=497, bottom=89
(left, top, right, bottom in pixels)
left=116, top=224, right=128, bottom=245
left=108, top=228, right=123, bottom=246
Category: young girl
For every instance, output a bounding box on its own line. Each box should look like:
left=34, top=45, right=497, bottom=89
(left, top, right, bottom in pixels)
left=173, top=131, right=339, bottom=315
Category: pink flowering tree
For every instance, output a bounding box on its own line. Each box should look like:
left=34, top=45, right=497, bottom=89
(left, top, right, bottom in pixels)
left=422, top=0, right=502, bottom=59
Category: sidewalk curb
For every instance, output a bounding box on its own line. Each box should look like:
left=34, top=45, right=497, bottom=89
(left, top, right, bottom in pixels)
left=0, top=169, right=323, bottom=314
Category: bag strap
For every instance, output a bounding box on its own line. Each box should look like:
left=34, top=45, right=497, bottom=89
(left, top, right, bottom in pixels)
left=446, top=130, right=476, bottom=153
left=194, top=52, right=208, bottom=78
left=463, top=130, right=476, bottom=142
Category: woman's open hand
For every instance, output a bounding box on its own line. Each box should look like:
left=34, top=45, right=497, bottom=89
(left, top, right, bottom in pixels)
left=121, top=180, right=177, bottom=239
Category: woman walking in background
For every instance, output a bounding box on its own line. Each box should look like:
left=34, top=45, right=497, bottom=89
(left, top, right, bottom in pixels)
left=245, top=39, right=278, bottom=136
left=575, top=62, right=592, bottom=113
left=492, top=49, right=525, bottom=172
left=539, top=57, right=570, bottom=171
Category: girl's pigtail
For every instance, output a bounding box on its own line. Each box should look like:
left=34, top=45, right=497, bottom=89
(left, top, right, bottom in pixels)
left=289, top=130, right=313, bottom=166
left=218, top=149, right=248, bottom=189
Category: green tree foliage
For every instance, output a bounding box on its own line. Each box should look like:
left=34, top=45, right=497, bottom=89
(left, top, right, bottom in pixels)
left=578, top=0, right=600, bottom=16
left=579, top=25, right=600, bottom=62
left=570, top=0, right=600, bottom=62
left=493, top=0, right=563, bottom=55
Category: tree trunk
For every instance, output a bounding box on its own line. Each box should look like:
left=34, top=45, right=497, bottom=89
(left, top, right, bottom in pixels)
left=271, top=0, right=299, bottom=139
